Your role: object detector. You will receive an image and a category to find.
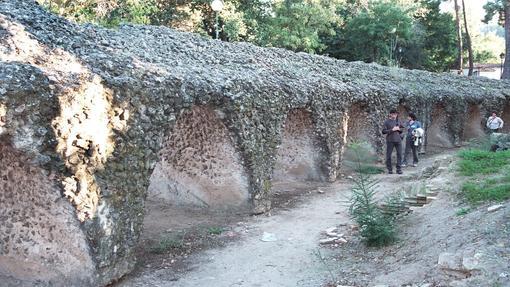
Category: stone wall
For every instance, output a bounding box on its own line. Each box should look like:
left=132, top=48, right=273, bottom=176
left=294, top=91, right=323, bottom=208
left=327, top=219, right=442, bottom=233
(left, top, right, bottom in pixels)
left=273, top=109, right=325, bottom=182
left=1, top=1, right=510, bottom=285
left=148, top=106, right=249, bottom=208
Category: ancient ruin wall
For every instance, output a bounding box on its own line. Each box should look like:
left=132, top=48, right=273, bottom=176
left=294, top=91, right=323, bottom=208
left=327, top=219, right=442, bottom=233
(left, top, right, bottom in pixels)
left=463, top=105, right=485, bottom=140
left=2, top=1, right=510, bottom=286
left=0, top=141, right=95, bottom=286
left=426, top=104, right=454, bottom=149
left=273, top=109, right=324, bottom=182
left=148, top=106, right=249, bottom=207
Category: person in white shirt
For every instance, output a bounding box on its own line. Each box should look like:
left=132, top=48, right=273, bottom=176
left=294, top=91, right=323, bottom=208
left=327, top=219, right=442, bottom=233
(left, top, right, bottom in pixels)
left=486, top=111, right=504, bottom=133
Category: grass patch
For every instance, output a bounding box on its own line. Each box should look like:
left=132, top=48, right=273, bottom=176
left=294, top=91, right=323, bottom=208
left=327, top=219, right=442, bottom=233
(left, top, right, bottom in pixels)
left=207, top=227, right=224, bottom=235
left=358, top=165, right=385, bottom=175
left=458, top=149, right=510, bottom=176
left=149, top=235, right=184, bottom=254
left=458, top=148, right=510, bottom=204
left=455, top=207, right=471, bottom=216
left=461, top=180, right=510, bottom=204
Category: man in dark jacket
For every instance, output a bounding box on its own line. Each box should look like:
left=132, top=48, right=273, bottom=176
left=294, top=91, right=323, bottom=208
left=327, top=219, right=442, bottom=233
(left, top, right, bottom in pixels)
left=382, top=109, right=404, bottom=174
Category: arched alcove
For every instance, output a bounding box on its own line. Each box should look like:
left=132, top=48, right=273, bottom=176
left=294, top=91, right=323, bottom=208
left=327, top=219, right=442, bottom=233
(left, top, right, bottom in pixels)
left=147, top=106, right=249, bottom=208
left=0, top=140, right=94, bottom=286
left=273, top=109, right=324, bottom=182
left=426, top=104, right=453, bottom=149
left=345, top=103, right=376, bottom=147
left=462, top=104, right=485, bottom=140
left=501, top=103, right=510, bottom=133
left=397, top=104, right=409, bottom=121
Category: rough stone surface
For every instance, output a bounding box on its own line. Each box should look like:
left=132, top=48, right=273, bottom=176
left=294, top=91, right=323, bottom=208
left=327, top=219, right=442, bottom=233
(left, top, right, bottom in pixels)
left=148, top=105, right=249, bottom=208
left=273, top=108, right=326, bottom=182
left=1, top=0, right=510, bottom=285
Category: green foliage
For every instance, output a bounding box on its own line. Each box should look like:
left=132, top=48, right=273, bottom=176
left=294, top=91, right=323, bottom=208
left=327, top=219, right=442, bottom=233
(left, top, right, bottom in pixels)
left=462, top=179, right=510, bottom=204
left=38, top=0, right=492, bottom=73
left=149, top=235, right=184, bottom=254
left=458, top=148, right=510, bottom=204
left=340, top=1, right=414, bottom=64
left=455, top=207, right=471, bottom=216
left=483, top=0, right=506, bottom=26
left=358, top=165, right=385, bottom=175
left=256, top=0, right=340, bottom=53
left=348, top=143, right=397, bottom=247
left=409, top=0, right=457, bottom=72
left=207, top=226, right=224, bottom=235
left=457, top=149, right=510, bottom=176
left=343, top=141, right=384, bottom=174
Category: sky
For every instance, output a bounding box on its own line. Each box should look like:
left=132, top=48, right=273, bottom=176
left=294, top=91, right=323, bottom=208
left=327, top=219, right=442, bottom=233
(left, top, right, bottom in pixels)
left=440, top=0, right=490, bottom=26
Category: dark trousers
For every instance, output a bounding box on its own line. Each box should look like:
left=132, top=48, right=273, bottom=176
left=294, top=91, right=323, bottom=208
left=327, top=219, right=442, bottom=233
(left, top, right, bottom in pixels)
left=386, top=141, right=402, bottom=172
left=403, top=136, right=418, bottom=165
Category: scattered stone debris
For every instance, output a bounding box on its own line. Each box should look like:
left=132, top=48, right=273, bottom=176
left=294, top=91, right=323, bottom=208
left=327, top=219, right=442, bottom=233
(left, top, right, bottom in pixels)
left=260, top=232, right=277, bottom=242
left=437, top=252, right=481, bottom=278
left=319, top=227, right=348, bottom=245
left=487, top=204, right=504, bottom=212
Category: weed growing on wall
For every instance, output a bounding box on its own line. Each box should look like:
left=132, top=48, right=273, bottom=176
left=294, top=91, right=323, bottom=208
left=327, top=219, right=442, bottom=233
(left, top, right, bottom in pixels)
left=348, top=143, right=397, bottom=247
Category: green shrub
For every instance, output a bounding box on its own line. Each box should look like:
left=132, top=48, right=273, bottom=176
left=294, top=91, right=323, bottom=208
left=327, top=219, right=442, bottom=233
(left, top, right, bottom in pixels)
left=207, top=227, right=224, bottom=235
left=455, top=207, right=471, bottom=216
left=149, top=236, right=184, bottom=254
left=358, top=165, right=385, bottom=175
left=348, top=143, right=397, bottom=247
left=343, top=141, right=381, bottom=171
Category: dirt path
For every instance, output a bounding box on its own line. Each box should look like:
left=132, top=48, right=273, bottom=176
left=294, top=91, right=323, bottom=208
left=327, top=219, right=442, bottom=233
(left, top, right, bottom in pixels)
left=118, top=151, right=510, bottom=287
left=120, top=179, right=351, bottom=287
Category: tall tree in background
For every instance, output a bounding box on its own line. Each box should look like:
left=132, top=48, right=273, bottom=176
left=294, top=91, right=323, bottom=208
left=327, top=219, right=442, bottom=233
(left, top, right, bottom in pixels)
left=39, top=0, right=462, bottom=73
left=453, top=0, right=463, bottom=74
left=484, top=0, right=510, bottom=79
left=255, top=0, right=340, bottom=53
left=461, top=0, right=474, bottom=75
left=404, top=0, right=457, bottom=72
left=339, top=1, right=413, bottom=65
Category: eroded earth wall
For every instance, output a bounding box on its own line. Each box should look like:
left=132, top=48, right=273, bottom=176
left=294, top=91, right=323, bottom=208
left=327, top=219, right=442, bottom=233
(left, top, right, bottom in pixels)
left=1, top=1, right=510, bottom=285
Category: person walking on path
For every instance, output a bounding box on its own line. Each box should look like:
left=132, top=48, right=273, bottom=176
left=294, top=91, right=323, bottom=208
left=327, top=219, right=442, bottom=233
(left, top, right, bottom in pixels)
left=382, top=109, right=404, bottom=174
left=486, top=111, right=504, bottom=133
left=402, top=113, right=422, bottom=167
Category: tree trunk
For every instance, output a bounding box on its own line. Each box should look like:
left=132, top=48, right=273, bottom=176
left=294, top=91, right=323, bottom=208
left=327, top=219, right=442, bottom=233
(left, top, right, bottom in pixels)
left=503, top=0, right=510, bottom=79
left=462, top=0, right=474, bottom=76
left=454, top=0, right=463, bottom=74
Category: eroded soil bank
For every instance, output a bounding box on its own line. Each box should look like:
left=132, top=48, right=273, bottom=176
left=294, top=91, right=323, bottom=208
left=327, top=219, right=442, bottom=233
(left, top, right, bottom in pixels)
left=118, top=151, right=510, bottom=287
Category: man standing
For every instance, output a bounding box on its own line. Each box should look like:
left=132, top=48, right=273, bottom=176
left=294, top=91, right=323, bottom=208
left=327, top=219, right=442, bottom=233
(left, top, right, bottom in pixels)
left=382, top=109, right=404, bottom=174
left=486, top=111, right=504, bottom=133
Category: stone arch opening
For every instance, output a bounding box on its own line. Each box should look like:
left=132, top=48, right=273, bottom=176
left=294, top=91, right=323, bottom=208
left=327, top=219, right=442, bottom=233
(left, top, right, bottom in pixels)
left=426, top=104, right=453, bottom=150
left=462, top=104, right=485, bottom=141
left=341, top=103, right=382, bottom=170
left=397, top=103, right=409, bottom=121
left=147, top=106, right=250, bottom=208
left=500, top=103, right=510, bottom=133
left=345, top=103, right=374, bottom=146
left=0, top=139, right=94, bottom=286
left=272, top=109, right=325, bottom=182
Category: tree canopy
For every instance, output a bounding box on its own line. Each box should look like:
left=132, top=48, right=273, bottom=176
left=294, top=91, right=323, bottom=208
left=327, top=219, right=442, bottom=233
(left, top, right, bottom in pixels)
left=38, top=0, right=503, bottom=73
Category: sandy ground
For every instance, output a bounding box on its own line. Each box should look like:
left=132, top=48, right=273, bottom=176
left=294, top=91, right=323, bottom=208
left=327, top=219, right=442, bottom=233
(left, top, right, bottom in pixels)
left=117, top=151, right=510, bottom=287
